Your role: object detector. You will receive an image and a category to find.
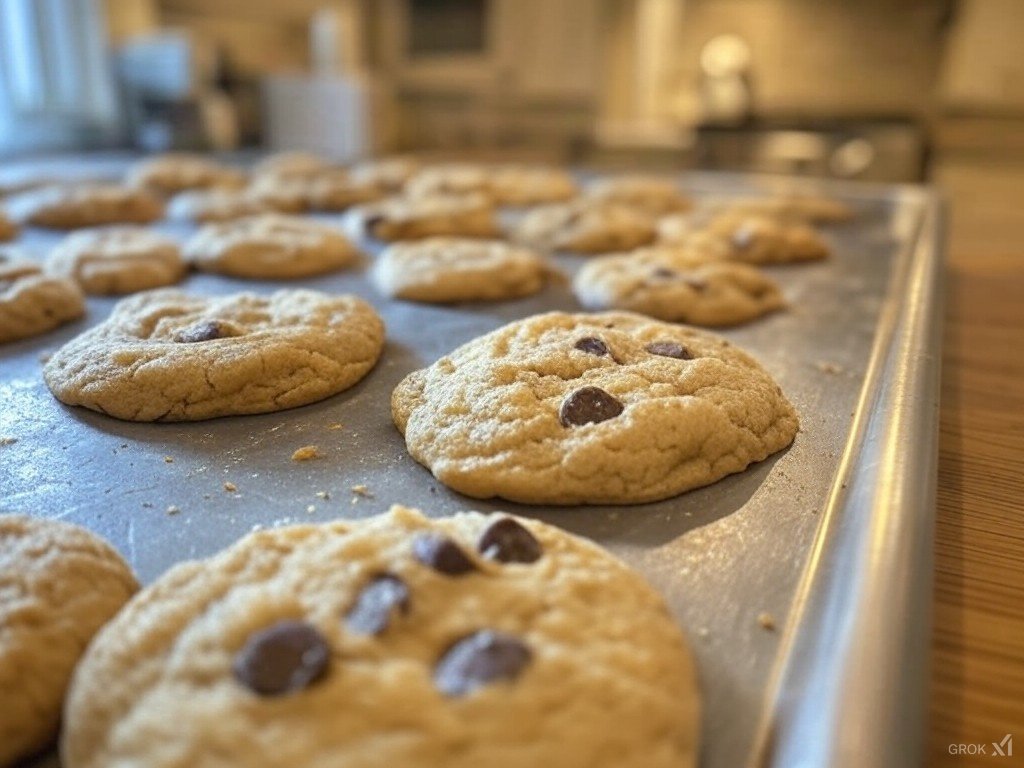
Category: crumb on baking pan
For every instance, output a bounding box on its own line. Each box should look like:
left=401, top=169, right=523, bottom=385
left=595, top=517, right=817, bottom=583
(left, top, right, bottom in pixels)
left=316, top=490, right=330, bottom=500
left=291, top=445, right=321, bottom=461
left=166, top=505, right=181, bottom=516
left=351, top=484, right=373, bottom=498
left=757, top=612, right=776, bottom=631
left=163, top=455, right=174, bottom=463
left=327, top=422, right=344, bottom=430
left=816, top=361, right=843, bottom=375
left=223, top=481, right=237, bottom=492
left=0, top=436, right=17, bottom=446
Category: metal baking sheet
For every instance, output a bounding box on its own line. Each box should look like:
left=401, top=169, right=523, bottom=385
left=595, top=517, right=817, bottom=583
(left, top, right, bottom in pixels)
left=1, top=158, right=942, bottom=768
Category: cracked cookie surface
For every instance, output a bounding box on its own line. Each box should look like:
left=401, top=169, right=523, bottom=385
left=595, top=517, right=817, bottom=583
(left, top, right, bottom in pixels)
left=43, top=288, right=384, bottom=421
left=62, top=505, right=699, bottom=768
left=513, top=201, right=657, bottom=254
left=47, top=227, right=186, bottom=295
left=167, top=189, right=270, bottom=223
left=8, top=184, right=164, bottom=229
left=186, top=214, right=359, bottom=279
left=127, top=153, right=246, bottom=195
left=372, top=238, right=550, bottom=303
left=393, top=311, right=798, bottom=504
left=573, top=248, right=785, bottom=326
left=0, top=250, right=85, bottom=343
left=0, top=515, right=137, bottom=766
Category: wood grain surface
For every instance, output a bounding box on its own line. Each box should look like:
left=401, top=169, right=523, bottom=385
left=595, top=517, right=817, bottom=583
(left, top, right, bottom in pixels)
left=928, top=157, right=1024, bottom=766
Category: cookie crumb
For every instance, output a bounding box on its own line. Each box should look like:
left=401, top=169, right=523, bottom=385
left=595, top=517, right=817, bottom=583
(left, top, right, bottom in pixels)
left=163, top=456, right=174, bottom=463
left=327, top=422, right=344, bottom=430
left=696, top=627, right=710, bottom=639
left=292, top=445, right=321, bottom=461
left=757, top=612, right=776, bottom=631
left=223, top=481, right=237, bottom=492
left=350, top=484, right=374, bottom=498
left=166, top=505, right=181, bottom=516
left=142, top=502, right=153, bottom=509
left=0, top=436, right=17, bottom=446
left=816, top=361, right=843, bottom=375
left=316, top=491, right=330, bottom=500
left=306, top=504, right=316, bottom=514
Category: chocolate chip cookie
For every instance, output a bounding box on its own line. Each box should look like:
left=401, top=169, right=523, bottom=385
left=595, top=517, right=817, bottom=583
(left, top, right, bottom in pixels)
left=0, top=250, right=86, bottom=343
left=372, top=238, right=551, bottom=304
left=393, top=311, right=798, bottom=504
left=62, top=505, right=699, bottom=768
left=8, top=184, right=164, bottom=229
left=404, top=163, right=491, bottom=199
left=44, top=288, right=384, bottom=421
left=349, top=156, right=421, bottom=193
left=0, top=515, right=137, bottom=766
left=185, top=214, right=360, bottom=279
left=356, top=194, right=500, bottom=241
left=585, top=175, right=693, bottom=215
left=513, top=201, right=658, bottom=254
left=489, top=166, right=579, bottom=206
left=660, top=212, right=830, bottom=264
left=573, top=248, right=785, bottom=326
left=127, top=153, right=247, bottom=195
left=47, top=227, right=186, bottom=295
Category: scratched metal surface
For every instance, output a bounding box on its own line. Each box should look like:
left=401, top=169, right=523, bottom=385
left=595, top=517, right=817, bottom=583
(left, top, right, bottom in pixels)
left=0, top=157, right=926, bottom=768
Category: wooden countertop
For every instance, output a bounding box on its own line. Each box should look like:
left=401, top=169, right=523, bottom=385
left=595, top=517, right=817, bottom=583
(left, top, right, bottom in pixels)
left=928, top=156, right=1024, bottom=766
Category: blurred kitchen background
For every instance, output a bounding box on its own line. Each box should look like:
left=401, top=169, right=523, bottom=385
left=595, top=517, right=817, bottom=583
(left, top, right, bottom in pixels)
left=1, top=0, right=1023, bottom=199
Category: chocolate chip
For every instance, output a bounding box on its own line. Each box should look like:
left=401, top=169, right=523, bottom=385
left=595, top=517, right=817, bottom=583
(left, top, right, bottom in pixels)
left=682, top=277, right=709, bottom=293
left=650, top=266, right=677, bottom=279
left=363, top=213, right=385, bottom=236
left=434, top=630, right=532, bottom=697
left=413, top=532, right=476, bottom=576
left=478, top=517, right=542, bottom=563
left=232, top=619, right=330, bottom=696
left=174, top=320, right=225, bottom=343
left=558, top=386, right=624, bottom=427
left=345, top=574, right=410, bottom=635
left=574, top=337, right=610, bottom=357
left=645, top=341, right=693, bottom=360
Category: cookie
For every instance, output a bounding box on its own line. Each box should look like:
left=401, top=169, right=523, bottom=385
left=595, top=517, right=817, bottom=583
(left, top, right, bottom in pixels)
left=514, top=201, right=657, bottom=254
left=573, top=248, right=785, bottom=327
left=393, top=311, right=798, bottom=504
left=356, top=194, right=500, bottom=241
left=167, top=189, right=270, bottom=223
left=404, top=163, right=491, bottom=199
left=708, top=194, right=854, bottom=224
left=0, top=515, right=137, bottom=766
left=8, top=184, right=164, bottom=229
left=252, top=151, right=329, bottom=180
left=306, top=169, right=387, bottom=212
left=62, top=505, right=699, bottom=768
left=349, top=156, right=420, bottom=193
left=0, top=250, right=86, bottom=343
left=185, top=215, right=359, bottom=279
left=661, top=212, right=829, bottom=264
left=0, top=210, right=17, bottom=242
left=44, top=288, right=383, bottom=421
left=47, top=227, right=186, bottom=296
left=372, top=238, right=550, bottom=304
left=127, top=153, right=247, bottom=195
left=586, top=175, right=692, bottom=215
left=489, top=166, right=578, bottom=206
left=244, top=175, right=311, bottom=214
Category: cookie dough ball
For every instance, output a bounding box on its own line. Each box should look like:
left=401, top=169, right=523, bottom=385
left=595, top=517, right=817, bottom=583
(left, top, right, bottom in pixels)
left=356, top=194, right=500, bottom=242
left=62, top=505, right=699, bottom=768
left=185, top=215, right=360, bottom=279
left=514, top=201, right=657, bottom=254
left=0, top=515, right=137, bottom=766
left=127, top=153, right=247, bottom=196
left=8, top=184, right=164, bottom=230
left=373, top=238, right=550, bottom=304
left=660, top=212, right=829, bottom=264
left=44, top=288, right=384, bottom=421
left=393, top=311, right=798, bottom=504
left=586, top=175, right=692, bottom=215
left=573, top=248, right=785, bottom=327
left=48, top=227, right=186, bottom=296
left=0, top=249, right=86, bottom=344
left=0, top=211, right=17, bottom=242
left=167, top=189, right=271, bottom=223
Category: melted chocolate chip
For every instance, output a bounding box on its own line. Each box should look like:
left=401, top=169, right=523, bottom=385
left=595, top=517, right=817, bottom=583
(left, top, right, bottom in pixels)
left=434, top=630, right=532, bottom=697
left=174, top=320, right=225, bottom=344
left=232, top=620, right=330, bottom=696
left=574, top=337, right=610, bottom=357
left=363, top=213, right=385, bottom=236
left=478, top=517, right=542, bottom=564
left=558, top=386, right=624, bottom=427
left=645, top=341, right=693, bottom=360
left=413, top=532, right=476, bottom=576
left=345, top=574, right=410, bottom=635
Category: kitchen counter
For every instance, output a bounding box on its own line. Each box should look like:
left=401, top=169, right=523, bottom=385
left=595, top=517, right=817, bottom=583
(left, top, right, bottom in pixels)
left=929, top=155, right=1024, bottom=765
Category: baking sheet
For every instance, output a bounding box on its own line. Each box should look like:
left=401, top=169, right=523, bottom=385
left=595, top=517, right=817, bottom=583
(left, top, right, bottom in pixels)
left=0, top=159, right=939, bottom=768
